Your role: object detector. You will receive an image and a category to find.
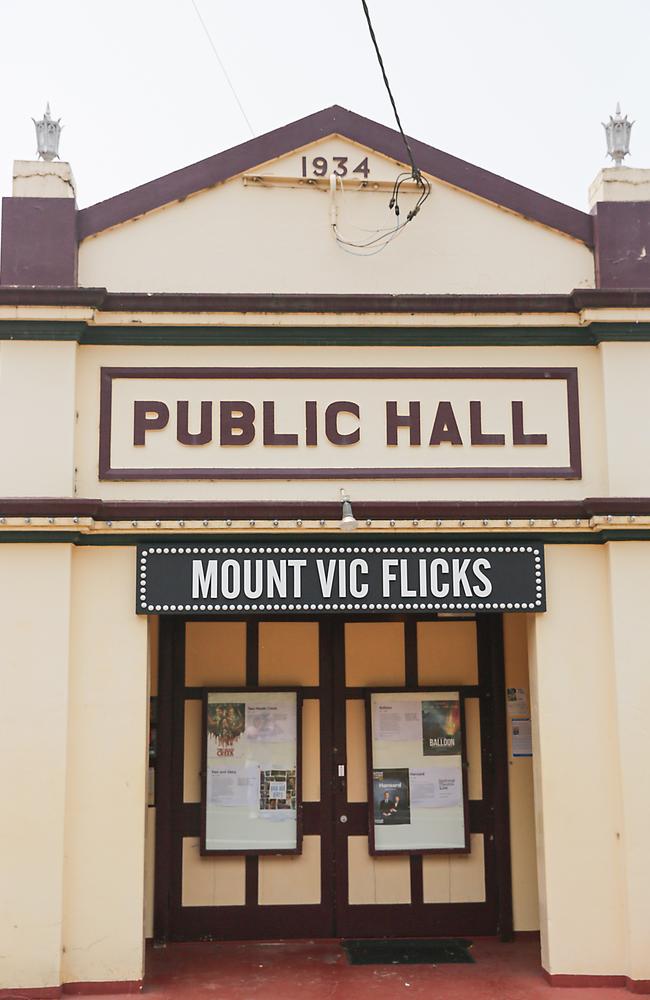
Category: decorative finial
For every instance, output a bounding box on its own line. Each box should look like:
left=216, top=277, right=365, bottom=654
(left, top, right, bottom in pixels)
left=32, top=103, right=62, bottom=161
left=603, top=103, right=633, bottom=166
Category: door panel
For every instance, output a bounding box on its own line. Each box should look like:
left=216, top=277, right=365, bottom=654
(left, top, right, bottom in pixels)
left=333, top=617, right=507, bottom=938
left=160, top=617, right=335, bottom=940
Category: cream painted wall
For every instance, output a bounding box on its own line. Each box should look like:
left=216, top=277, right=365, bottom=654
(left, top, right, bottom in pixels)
left=0, top=340, right=77, bottom=497
left=504, top=614, right=539, bottom=932
left=0, top=544, right=72, bottom=990
left=74, top=342, right=607, bottom=503
left=600, top=342, right=650, bottom=495
left=77, top=141, right=594, bottom=295
left=62, top=546, right=149, bottom=985
left=527, top=545, right=626, bottom=976
left=606, top=543, right=650, bottom=983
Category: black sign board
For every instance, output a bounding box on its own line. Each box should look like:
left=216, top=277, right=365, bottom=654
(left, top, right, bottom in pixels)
left=137, top=541, right=545, bottom=615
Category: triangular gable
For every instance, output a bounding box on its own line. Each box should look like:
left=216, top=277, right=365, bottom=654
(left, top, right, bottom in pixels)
left=77, top=105, right=592, bottom=246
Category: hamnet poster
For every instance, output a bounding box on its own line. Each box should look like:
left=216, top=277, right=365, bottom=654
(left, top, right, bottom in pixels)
left=202, top=690, right=300, bottom=854
left=368, top=691, right=468, bottom=853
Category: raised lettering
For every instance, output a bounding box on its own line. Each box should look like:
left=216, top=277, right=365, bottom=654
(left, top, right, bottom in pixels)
left=470, top=401, right=505, bottom=446
left=512, top=401, right=548, bottom=445
left=263, top=401, right=298, bottom=446
left=305, top=400, right=318, bottom=446
left=220, top=401, right=255, bottom=446
left=386, top=401, right=421, bottom=446
left=177, top=400, right=212, bottom=445
left=325, top=401, right=360, bottom=445
left=429, top=401, right=463, bottom=446
left=133, top=400, right=169, bottom=446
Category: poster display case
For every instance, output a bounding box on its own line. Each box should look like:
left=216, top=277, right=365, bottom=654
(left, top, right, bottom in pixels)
left=201, top=688, right=302, bottom=855
left=366, top=689, right=469, bottom=855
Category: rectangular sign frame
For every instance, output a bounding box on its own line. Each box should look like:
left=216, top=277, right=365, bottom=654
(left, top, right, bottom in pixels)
left=100, top=366, right=581, bottom=481
left=201, top=687, right=303, bottom=856
left=366, top=688, right=470, bottom=856
left=137, top=541, right=546, bottom=615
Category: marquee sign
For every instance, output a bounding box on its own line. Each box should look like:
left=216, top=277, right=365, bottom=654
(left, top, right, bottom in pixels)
left=101, top=367, right=581, bottom=481
left=136, top=542, right=545, bottom=615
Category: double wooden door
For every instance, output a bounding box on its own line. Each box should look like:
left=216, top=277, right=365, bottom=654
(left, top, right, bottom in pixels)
left=154, top=614, right=511, bottom=941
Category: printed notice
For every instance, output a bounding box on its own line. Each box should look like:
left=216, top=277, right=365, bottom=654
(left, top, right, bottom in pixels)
left=373, top=700, right=421, bottom=742
left=511, top=717, right=533, bottom=757
left=207, top=765, right=258, bottom=807
left=421, top=699, right=462, bottom=756
left=507, top=687, right=529, bottom=716
left=373, top=768, right=411, bottom=826
left=410, top=767, right=462, bottom=808
left=245, top=703, right=296, bottom=742
left=259, top=768, right=297, bottom=814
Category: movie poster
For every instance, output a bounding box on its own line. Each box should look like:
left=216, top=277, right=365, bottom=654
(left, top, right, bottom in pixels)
left=207, top=702, right=246, bottom=751
left=372, top=768, right=411, bottom=825
left=203, top=690, right=300, bottom=853
left=368, top=690, right=468, bottom=854
left=421, top=699, right=462, bottom=756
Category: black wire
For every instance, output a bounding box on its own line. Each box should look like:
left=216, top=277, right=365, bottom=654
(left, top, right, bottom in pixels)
left=360, top=0, right=421, bottom=183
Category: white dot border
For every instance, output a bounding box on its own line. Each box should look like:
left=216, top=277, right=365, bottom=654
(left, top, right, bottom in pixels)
left=138, top=542, right=545, bottom=614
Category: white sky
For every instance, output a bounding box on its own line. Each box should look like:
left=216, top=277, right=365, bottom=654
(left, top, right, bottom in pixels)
left=1, top=0, right=649, bottom=212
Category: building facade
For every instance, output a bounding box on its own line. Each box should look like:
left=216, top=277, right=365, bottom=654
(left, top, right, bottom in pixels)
left=1, top=105, right=650, bottom=994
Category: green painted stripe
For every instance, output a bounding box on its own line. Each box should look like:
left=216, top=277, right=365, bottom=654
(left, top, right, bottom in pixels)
left=2, top=320, right=650, bottom=345
left=0, top=321, right=87, bottom=341
left=2, top=530, right=650, bottom=545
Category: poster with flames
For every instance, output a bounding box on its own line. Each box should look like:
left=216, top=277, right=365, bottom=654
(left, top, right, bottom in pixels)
left=201, top=690, right=300, bottom=854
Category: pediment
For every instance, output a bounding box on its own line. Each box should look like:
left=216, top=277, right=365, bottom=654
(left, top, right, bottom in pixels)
left=76, top=106, right=595, bottom=295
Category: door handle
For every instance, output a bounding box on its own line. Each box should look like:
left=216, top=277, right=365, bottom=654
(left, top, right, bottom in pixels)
left=338, top=764, right=345, bottom=777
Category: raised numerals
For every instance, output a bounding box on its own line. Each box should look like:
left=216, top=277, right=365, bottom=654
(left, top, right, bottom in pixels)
left=301, top=155, right=371, bottom=179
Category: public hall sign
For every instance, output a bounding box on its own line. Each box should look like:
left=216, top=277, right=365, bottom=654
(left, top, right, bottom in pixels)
left=137, top=542, right=546, bottom=615
left=101, top=366, right=581, bottom=480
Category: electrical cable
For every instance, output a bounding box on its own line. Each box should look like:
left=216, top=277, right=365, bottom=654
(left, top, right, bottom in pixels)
left=360, top=0, right=420, bottom=182
left=331, top=0, right=431, bottom=254
left=190, top=0, right=255, bottom=137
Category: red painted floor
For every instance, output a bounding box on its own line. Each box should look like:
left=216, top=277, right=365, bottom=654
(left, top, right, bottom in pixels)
left=103, top=938, right=637, bottom=999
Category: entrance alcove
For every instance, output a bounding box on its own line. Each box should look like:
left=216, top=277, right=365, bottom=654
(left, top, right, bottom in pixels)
left=143, top=611, right=539, bottom=942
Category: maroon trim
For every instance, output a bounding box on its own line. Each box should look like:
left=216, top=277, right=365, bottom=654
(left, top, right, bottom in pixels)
left=98, top=366, right=581, bottom=482
left=62, top=982, right=142, bottom=996
left=544, top=970, right=650, bottom=993
left=5, top=286, right=650, bottom=311
left=0, top=285, right=102, bottom=306
left=594, top=201, right=650, bottom=288
left=3, top=497, right=650, bottom=520
left=3, top=496, right=650, bottom=520
left=0, top=984, right=142, bottom=999
left=0, top=198, right=77, bottom=287
left=76, top=106, right=592, bottom=245
left=628, top=981, right=650, bottom=995
left=102, top=291, right=576, bottom=314
left=0, top=989, right=62, bottom=999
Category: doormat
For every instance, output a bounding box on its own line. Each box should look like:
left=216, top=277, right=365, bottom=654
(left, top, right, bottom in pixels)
left=341, top=938, right=474, bottom=965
